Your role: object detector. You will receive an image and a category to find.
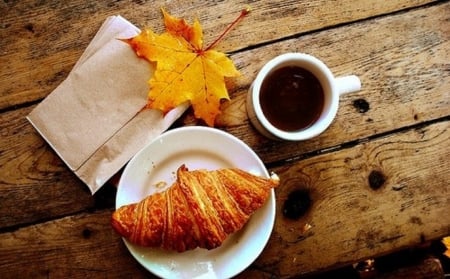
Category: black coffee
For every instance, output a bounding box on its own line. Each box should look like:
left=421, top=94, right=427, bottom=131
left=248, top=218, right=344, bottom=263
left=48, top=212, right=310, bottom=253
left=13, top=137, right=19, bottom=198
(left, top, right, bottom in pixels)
left=259, top=66, right=324, bottom=131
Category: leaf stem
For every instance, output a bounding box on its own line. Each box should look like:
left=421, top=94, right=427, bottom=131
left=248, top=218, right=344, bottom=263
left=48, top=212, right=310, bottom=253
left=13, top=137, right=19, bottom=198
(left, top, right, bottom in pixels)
left=204, top=7, right=251, bottom=52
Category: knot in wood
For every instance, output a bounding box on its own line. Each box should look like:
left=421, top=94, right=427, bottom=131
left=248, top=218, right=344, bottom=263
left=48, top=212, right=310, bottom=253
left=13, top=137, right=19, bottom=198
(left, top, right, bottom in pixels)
left=282, top=189, right=311, bottom=220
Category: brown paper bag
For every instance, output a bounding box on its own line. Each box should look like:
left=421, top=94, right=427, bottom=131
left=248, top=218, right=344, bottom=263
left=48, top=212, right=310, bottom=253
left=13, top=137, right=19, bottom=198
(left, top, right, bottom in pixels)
left=27, top=16, right=188, bottom=194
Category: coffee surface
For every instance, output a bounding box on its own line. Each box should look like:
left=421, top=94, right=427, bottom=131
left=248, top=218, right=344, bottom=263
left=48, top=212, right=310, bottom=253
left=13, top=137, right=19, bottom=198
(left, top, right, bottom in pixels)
left=260, top=66, right=324, bottom=131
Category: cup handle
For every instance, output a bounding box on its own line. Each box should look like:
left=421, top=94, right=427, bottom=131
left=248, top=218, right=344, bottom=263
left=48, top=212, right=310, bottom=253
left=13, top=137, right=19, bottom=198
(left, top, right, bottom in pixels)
left=335, top=75, right=361, bottom=95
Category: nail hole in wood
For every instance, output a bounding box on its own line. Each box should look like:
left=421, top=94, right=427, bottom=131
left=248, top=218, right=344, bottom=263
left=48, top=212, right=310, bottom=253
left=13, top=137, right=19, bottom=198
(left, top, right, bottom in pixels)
left=368, top=170, right=386, bottom=190
left=353, top=98, right=370, bottom=113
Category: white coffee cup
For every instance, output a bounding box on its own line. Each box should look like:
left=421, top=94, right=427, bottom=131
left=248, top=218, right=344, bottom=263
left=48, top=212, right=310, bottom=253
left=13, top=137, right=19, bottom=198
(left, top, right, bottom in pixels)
left=246, top=53, right=361, bottom=141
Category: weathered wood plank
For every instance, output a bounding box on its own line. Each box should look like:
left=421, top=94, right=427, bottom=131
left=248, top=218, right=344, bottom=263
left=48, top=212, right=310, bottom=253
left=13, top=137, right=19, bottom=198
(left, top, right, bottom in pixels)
left=0, top=2, right=448, bottom=230
left=0, top=121, right=447, bottom=278
left=219, top=1, right=450, bottom=163
left=373, top=256, right=445, bottom=279
left=0, top=210, right=150, bottom=279
left=0, top=1, right=448, bottom=278
left=242, top=120, right=450, bottom=277
left=0, top=0, right=437, bottom=110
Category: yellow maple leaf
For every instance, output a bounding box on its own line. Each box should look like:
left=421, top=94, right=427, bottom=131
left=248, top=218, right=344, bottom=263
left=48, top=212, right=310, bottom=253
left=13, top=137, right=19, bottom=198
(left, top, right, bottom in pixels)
left=443, top=236, right=450, bottom=258
left=125, top=8, right=248, bottom=126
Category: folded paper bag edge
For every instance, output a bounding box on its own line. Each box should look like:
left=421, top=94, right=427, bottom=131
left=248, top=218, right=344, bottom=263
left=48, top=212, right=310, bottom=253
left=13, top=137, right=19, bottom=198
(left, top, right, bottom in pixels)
left=77, top=103, right=189, bottom=194
left=27, top=103, right=188, bottom=195
left=75, top=15, right=140, bottom=71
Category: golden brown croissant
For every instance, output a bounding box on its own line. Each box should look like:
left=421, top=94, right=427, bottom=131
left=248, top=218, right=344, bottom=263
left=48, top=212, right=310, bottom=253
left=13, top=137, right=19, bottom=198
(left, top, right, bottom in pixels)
left=111, top=165, right=279, bottom=252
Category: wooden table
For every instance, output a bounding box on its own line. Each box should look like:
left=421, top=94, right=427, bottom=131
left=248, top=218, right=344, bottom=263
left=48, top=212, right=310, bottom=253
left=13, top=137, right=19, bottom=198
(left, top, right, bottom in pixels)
left=1, top=0, right=449, bottom=278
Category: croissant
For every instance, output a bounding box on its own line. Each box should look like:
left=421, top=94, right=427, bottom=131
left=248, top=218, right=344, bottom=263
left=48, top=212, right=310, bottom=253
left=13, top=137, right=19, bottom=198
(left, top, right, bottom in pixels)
left=111, top=165, right=279, bottom=252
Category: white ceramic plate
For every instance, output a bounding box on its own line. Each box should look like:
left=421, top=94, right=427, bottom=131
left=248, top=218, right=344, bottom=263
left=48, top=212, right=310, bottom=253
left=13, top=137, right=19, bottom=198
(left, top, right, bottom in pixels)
left=116, top=126, right=276, bottom=279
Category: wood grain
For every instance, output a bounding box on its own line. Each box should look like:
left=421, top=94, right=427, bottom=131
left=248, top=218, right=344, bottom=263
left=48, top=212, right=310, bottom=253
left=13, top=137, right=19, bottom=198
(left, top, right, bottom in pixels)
left=0, top=210, right=150, bottom=279
left=0, top=0, right=449, bottom=277
left=0, top=0, right=448, bottom=230
left=219, top=1, right=450, bottom=163
left=0, top=0, right=437, bottom=110
left=0, top=122, right=447, bottom=278
left=244, top=121, right=450, bottom=277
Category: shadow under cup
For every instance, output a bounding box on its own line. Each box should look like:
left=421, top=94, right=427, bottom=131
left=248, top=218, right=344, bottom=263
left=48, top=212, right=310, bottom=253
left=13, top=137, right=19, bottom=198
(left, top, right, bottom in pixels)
left=247, top=53, right=339, bottom=141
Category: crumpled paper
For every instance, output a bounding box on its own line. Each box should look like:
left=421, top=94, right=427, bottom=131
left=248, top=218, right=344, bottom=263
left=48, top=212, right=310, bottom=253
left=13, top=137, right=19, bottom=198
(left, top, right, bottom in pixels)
left=27, top=16, right=188, bottom=194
